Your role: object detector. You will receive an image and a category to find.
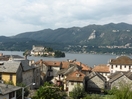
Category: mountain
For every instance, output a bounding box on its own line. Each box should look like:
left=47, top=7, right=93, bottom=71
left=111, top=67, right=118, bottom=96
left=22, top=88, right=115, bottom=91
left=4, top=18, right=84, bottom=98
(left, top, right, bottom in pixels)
left=14, top=22, right=132, bottom=46
left=0, top=22, right=132, bottom=53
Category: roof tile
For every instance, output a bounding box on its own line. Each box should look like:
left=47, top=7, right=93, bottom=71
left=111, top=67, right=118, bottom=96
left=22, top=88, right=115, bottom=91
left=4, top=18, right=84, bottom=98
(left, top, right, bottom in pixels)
left=92, top=64, right=110, bottom=73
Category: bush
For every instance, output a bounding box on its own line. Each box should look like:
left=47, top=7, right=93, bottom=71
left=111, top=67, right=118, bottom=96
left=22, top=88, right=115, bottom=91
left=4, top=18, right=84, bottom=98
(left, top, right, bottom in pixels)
left=70, top=85, right=86, bottom=99
left=107, top=81, right=132, bottom=99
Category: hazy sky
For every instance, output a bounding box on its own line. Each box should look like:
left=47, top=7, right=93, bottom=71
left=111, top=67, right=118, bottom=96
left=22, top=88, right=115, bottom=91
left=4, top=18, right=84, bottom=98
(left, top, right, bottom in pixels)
left=0, top=0, right=132, bottom=36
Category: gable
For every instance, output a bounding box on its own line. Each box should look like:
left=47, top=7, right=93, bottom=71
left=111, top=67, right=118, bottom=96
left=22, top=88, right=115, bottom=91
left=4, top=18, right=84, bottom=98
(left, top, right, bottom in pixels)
left=87, top=76, right=105, bottom=89
left=111, top=75, right=132, bottom=88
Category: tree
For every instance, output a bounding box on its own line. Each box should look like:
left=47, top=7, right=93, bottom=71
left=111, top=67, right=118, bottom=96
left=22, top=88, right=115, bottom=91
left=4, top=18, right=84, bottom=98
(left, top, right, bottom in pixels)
left=54, top=50, right=65, bottom=57
left=107, top=81, right=132, bottom=99
left=16, top=83, right=30, bottom=99
left=46, top=47, right=54, bottom=52
left=70, top=85, right=86, bottom=99
left=83, top=94, right=103, bottom=99
left=32, top=82, right=67, bottom=99
left=23, top=50, right=31, bottom=56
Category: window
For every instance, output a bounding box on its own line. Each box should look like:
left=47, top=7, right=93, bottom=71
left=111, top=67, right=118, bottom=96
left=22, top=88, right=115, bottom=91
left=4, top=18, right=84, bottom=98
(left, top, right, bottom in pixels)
left=10, top=74, right=13, bottom=81
left=9, top=91, right=15, bottom=99
left=71, top=82, right=74, bottom=85
left=111, top=65, right=113, bottom=69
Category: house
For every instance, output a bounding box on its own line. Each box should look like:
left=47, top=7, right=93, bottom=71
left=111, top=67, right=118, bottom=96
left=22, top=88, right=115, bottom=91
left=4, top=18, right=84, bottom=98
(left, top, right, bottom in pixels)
left=66, top=70, right=85, bottom=95
left=84, top=71, right=106, bottom=93
left=20, top=60, right=40, bottom=86
left=73, top=61, right=91, bottom=74
left=108, top=56, right=132, bottom=73
left=0, top=59, right=40, bottom=88
left=54, top=63, right=83, bottom=92
left=60, top=61, right=70, bottom=69
left=0, top=83, right=21, bottom=99
left=92, top=64, right=110, bottom=81
left=31, top=45, right=45, bottom=56
left=0, top=61, right=23, bottom=85
left=43, top=61, right=61, bottom=77
left=108, top=71, right=132, bottom=89
left=34, top=60, right=61, bottom=84
left=34, top=59, right=48, bottom=85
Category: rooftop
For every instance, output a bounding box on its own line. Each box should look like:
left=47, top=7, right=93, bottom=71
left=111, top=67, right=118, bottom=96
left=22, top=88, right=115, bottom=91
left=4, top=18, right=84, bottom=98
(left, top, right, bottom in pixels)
left=109, top=56, right=132, bottom=65
left=0, top=83, right=21, bottom=95
left=92, top=64, right=110, bottom=73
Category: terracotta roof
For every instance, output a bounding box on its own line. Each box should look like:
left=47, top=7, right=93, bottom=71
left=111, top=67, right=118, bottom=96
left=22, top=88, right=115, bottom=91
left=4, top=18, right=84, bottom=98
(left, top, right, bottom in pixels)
left=81, top=63, right=91, bottom=71
left=44, top=61, right=61, bottom=67
left=66, top=70, right=85, bottom=82
left=74, top=61, right=91, bottom=71
left=92, top=64, right=110, bottom=73
left=61, top=61, right=70, bottom=69
left=109, top=56, right=132, bottom=65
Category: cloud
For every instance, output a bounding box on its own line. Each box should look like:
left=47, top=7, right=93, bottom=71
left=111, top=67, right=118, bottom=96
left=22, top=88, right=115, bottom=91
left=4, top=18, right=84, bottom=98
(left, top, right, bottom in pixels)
left=0, top=0, right=132, bottom=36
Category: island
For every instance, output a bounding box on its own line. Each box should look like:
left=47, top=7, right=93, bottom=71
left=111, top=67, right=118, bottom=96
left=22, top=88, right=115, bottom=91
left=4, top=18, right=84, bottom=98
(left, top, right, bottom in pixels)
left=23, top=45, right=65, bottom=57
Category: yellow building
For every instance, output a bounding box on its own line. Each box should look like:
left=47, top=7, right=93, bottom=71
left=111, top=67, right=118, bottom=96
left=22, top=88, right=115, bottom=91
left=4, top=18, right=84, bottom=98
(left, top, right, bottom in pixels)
left=0, top=61, right=22, bottom=85
left=0, top=59, right=40, bottom=88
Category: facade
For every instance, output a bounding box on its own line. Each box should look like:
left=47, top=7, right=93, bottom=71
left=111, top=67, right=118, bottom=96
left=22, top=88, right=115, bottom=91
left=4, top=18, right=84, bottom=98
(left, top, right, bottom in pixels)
left=108, top=56, right=132, bottom=73
left=54, top=62, right=88, bottom=96
left=31, top=45, right=45, bottom=56
left=35, top=59, right=48, bottom=86
left=0, top=59, right=40, bottom=88
left=84, top=71, right=106, bottom=93
left=92, top=64, right=110, bottom=81
left=0, top=83, right=21, bottom=99
left=20, top=60, right=36, bottom=86
left=108, top=71, right=132, bottom=89
left=43, top=61, right=61, bottom=77
left=66, top=70, right=85, bottom=94
left=0, top=61, right=23, bottom=85
left=35, top=60, right=62, bottom=85
left=33, top=66, right=41, bottom=88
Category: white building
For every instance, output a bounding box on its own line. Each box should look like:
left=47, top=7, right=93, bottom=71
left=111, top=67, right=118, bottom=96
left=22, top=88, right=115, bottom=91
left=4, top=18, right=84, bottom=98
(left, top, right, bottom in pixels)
left=108, top=56, right=132, bottom=73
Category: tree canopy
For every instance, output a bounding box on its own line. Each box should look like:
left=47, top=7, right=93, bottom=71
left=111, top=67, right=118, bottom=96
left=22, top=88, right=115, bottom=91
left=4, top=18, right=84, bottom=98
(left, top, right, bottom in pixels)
left=32, top=82, right=67, bottom=99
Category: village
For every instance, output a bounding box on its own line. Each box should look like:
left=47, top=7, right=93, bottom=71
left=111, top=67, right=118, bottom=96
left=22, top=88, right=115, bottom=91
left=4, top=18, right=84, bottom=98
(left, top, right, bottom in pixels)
left=0, top=46, right=132, bottom=99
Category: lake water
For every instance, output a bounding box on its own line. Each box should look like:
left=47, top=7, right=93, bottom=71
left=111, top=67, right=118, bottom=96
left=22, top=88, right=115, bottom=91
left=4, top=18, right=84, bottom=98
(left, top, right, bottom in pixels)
left=0, top=51, right=131, bottom=67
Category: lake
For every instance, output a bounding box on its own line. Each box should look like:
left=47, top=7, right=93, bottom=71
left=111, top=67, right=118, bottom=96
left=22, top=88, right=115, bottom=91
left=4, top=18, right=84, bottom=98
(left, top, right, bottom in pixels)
left=0, top=51, right=131, bottom=67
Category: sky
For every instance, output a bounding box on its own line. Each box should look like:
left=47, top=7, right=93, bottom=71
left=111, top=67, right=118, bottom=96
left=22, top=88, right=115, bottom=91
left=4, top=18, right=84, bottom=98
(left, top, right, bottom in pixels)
left=0, top=0, right=132, bottom=36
